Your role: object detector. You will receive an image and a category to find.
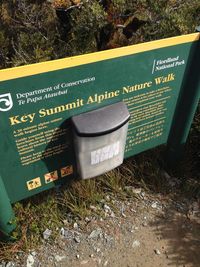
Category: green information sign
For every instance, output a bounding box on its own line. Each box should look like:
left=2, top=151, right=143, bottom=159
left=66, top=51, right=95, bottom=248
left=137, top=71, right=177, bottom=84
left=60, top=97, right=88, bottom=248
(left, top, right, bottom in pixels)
left=0, top=32, right=200, bottom=238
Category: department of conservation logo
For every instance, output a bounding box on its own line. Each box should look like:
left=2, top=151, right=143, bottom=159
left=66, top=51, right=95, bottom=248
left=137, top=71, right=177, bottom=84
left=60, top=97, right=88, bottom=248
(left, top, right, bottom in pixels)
left=0, top=93, right=13, bottom=112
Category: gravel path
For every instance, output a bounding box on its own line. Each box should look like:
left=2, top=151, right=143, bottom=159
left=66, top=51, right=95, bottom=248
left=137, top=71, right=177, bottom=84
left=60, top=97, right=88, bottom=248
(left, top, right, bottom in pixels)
left=2, top=189, right=199, bottom=267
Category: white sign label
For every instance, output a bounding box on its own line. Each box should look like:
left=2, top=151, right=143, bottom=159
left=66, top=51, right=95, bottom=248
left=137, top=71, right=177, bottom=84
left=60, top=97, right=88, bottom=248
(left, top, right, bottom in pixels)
left=91, top=141, right=120, bottom=165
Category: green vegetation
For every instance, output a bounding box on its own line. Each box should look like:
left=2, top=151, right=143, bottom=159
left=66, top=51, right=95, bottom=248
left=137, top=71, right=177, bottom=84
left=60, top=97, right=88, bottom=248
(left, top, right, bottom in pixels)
left=0, top=0, right=199, bottom=261
left=0, top=0, right=200, bottom=68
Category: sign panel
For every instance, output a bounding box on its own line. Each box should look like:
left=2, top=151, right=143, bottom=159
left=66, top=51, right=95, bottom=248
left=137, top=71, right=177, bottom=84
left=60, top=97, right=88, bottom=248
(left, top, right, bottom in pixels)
left=0, top=33, right=199, bottom=206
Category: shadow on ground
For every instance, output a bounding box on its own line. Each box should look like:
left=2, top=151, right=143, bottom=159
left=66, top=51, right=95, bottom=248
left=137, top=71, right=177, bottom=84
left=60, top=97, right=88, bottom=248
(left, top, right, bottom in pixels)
left=149, top=111, right=200, bottom=267
left=151, top=200, right=200, bottom=267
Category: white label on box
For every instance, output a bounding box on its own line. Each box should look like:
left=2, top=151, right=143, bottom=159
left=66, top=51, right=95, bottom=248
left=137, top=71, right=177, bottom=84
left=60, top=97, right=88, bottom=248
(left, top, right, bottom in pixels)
left=91, top=141, right=120, bottom=165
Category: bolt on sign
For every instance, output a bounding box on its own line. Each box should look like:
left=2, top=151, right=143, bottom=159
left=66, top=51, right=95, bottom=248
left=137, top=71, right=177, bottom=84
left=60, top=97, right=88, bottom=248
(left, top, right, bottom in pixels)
left=0, top=30, right=200, bottom=239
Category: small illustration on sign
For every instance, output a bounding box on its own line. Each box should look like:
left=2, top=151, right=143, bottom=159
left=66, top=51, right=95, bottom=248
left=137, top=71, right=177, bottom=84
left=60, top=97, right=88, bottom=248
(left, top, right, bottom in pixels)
left=61, top=166, right=73, bottom=177
left=44, top=171, right=58, bottom=184
left=27, top=177, right=41, bottom=191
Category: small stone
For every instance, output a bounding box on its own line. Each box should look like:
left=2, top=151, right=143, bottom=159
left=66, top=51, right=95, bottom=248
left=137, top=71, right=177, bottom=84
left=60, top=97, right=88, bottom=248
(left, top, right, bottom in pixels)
left=26, top=255, right=35, bottom=267
left=130, top=226, right=135, bottom=233
left=105, top=195, right=110, bottom=201
left=85, top=217, right=91, bottom=222
left=110, top=211, right=115, bottom=218
left=151, top=202, right=157, bottom=209
left=6, top=263, right=15, bottom=267
left=130, top=209, right=136, bottom=213
left=104, top=260, right=109, bottom=266
left=55, top=255, right=66, bottom=262
left=63, top=220, right=68, bottom=225
left=76, top=255, right=80, bottom=259
left=104, top=204, right=111, bottom=212
left=132, top=240, right=140, bottom=249
left=88, top=228, right=102, bottom=239
left=96, top=248, right=100, bottom=253
left=90, top=205, right=97, bottom=211
left=90, top=254, right=94, bottom=258
left=154, top=249, right=161, bottom=255
left=60, top=227, right=65, bottom=236
left=74, top=236, right=81, bottom=243
left=80, top=260, right=89, bottom=265
left=60, top=228, right=74, bottom=240
left=73, top=222, right=78, bottom=229
left=30, top=251, right=36, bottom=257
left=142, top=222, right=148, bottom=227
left=43, top=228, right=52, bottom=240
left=133, top=188, right=142, bottom=194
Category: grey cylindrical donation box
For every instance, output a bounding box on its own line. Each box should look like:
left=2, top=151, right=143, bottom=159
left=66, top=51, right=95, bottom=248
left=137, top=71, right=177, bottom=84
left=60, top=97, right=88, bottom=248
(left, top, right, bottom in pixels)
left=71, top=102, right=130, bottom=179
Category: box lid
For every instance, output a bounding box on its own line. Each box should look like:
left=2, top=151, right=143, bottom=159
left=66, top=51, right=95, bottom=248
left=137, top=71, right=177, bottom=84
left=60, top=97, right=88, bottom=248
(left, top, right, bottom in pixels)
left=71, top=102, right=130, bottom=137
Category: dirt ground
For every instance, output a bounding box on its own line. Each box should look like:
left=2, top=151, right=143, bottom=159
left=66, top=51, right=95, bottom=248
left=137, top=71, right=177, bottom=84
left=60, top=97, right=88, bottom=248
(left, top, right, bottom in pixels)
left=6, top=188, right=199, bottom=267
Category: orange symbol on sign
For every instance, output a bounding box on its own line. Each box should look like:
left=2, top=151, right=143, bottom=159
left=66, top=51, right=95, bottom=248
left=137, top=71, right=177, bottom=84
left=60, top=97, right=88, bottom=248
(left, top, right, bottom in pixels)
left=27, top=177, right=41, bottom=191
left=44, top=171, right=58, bottom=184
left=61, top=165, right=73, bottom=178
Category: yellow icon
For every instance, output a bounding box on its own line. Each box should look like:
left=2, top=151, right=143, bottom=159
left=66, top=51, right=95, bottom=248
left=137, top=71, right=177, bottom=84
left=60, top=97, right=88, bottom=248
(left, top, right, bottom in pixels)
left=44, top=171, right=58, bottom=184
left=27, top=177, right=41, bottom=191
left=61, top=165, right=73, bottom=177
